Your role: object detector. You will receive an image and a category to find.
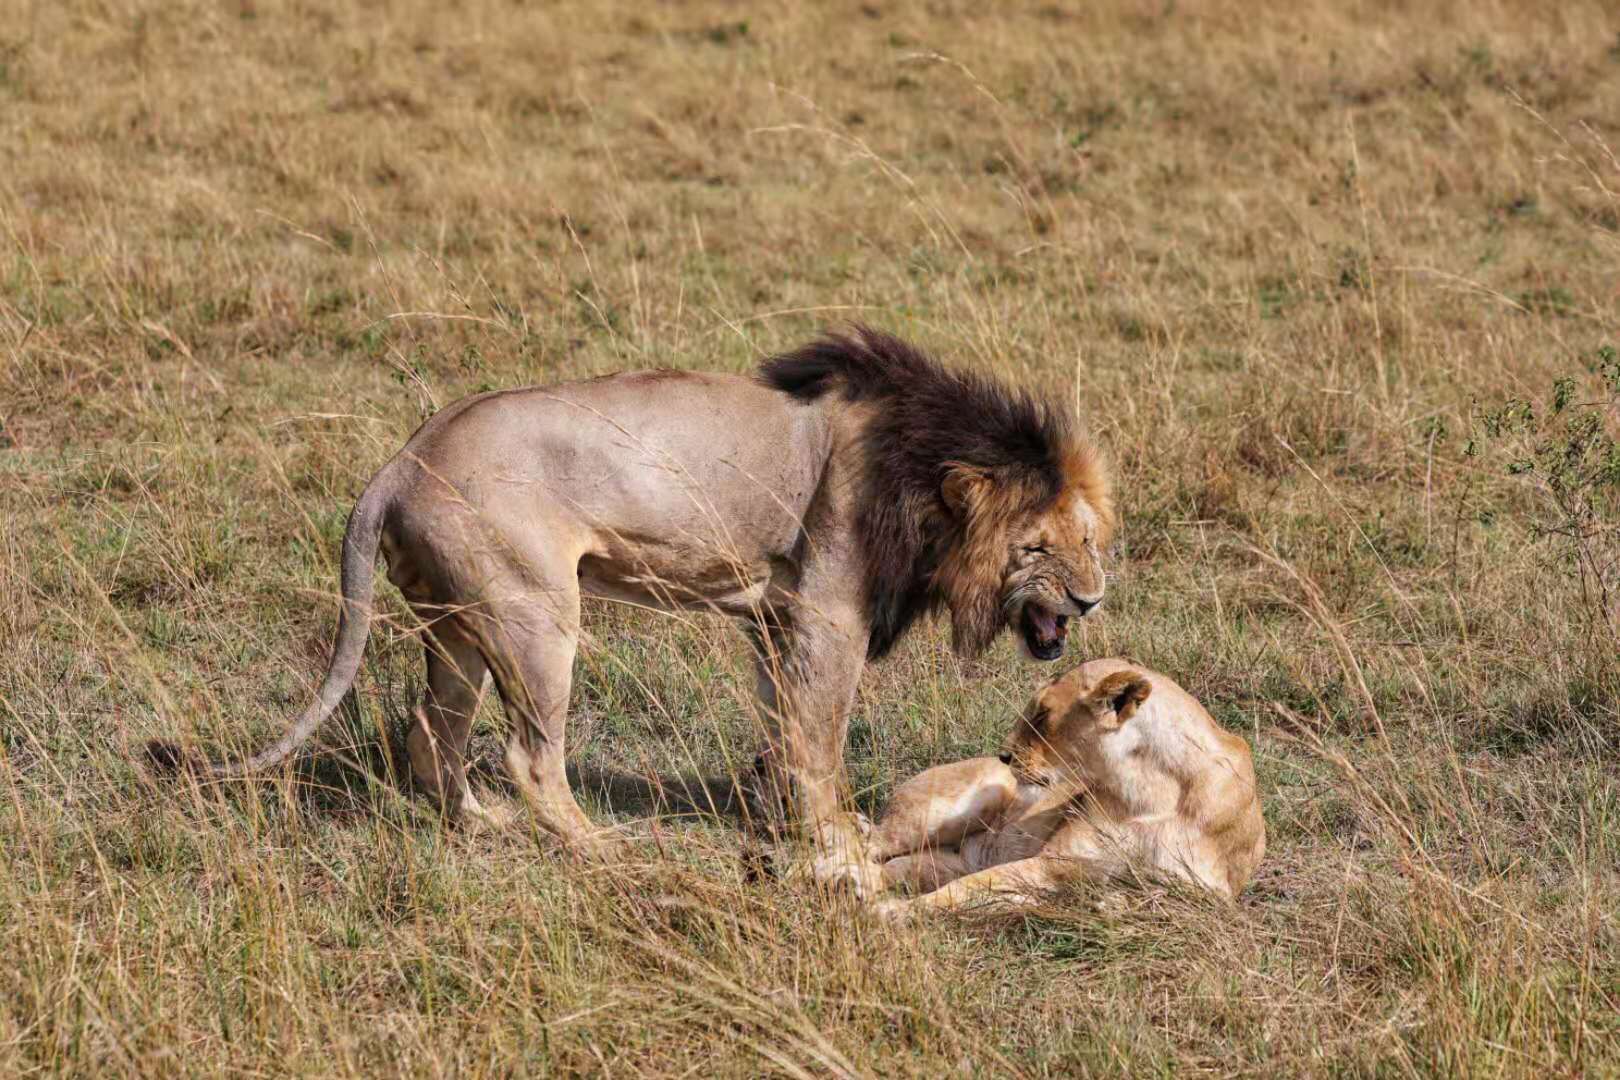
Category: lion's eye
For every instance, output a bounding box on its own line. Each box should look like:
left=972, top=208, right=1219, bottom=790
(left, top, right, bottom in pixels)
left=1028, top=708, right=1049, bottom=730
left=1023, top=544, right=1049, bottom=555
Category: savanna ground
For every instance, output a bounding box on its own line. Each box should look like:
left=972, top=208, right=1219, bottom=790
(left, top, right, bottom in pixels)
left=3, top=0, right=1619, bottom=1074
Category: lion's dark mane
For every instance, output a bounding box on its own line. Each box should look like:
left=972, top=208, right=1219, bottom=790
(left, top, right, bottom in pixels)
left=760, top=325, right=1075, bottom=659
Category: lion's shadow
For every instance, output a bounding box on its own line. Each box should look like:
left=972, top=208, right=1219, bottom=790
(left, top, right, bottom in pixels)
left=477, top=754, right=755, bottom=823
left=567, top=762, right=754, bottom=821
left=238, top=680, right=757, bottom=829
left=279, top=731, right=757, bottom=830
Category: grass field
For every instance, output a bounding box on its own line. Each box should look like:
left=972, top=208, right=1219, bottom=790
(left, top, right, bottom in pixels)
left=3, top=0, right=1619, bottom=1074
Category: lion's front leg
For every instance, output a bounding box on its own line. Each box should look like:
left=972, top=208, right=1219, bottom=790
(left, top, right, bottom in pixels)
left=750, top=593, right=884, bottom=897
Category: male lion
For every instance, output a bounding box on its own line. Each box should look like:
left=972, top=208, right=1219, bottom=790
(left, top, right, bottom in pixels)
left=866, top=659, right=1265, bottom=917
left=149, top=326, right=1113, bottom=891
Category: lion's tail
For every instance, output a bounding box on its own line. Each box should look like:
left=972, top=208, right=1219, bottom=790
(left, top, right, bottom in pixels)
left=146, top=466, right=395, bottom=780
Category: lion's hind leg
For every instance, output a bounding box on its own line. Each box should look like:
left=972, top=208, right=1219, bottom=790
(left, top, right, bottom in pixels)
left=406, top=622, right=511, bottom=830
left=477, top=582, right=607, bottom=857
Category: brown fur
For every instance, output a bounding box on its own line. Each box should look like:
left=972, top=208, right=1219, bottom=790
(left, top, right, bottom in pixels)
left=762, top=325, right=1111, bottom=658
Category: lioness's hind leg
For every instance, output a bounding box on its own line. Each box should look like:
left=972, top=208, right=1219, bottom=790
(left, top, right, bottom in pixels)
left=881, top=850, right=976, bottom=894
left=868, top=757, right=1016, bottom=860
left=897, top=855, right=1063, bottom=917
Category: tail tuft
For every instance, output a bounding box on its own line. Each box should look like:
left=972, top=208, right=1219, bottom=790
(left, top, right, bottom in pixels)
left=134, top=465, right=391, bottom=783
left=144, top=739, right=191, bottom=776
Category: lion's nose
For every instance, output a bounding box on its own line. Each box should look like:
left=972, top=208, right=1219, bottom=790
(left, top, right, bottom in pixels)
left=998, top=752, right=1013, bottom=765
left=1068, top=591, right=1100, bottom=615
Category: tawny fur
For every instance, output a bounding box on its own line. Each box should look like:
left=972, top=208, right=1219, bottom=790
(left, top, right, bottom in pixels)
left=146, top=326, right=1113, bottom=895
left=867, top=659, right=1265, bottom=917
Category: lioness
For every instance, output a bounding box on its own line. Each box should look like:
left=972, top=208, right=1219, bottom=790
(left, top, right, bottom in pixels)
left=149, top=326, right=1113, bottom=891
left=866, top=659, right=1264, bottom=916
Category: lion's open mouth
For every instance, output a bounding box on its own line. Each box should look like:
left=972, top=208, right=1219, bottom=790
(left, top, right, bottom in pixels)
left=1018, top=602, right=1069, bottom=661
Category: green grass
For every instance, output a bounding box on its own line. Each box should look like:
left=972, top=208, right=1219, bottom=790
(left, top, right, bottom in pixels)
left=2, top=0, right=1619, bottom=1074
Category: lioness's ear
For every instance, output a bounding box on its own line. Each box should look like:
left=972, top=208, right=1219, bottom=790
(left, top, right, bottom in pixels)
left=941, top=463, right=991, bottom=518
left=1096, top=671, right=1152, bottom=721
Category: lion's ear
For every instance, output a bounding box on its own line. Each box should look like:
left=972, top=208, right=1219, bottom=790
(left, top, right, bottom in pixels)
left=941, top=463, right=991, bottom=518
left=1095, top=671, right=1152, bottom=721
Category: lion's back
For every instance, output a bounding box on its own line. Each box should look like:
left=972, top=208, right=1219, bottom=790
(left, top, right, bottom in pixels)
left=381, top=369, right=837, bottom=601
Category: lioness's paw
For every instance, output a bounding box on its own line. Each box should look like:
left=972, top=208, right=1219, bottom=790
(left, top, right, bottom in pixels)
left=811, top=854, right=887, bottom=900
left=869, top=897, right=915, bottom=924
left=811, top=813, right=875, bottom=861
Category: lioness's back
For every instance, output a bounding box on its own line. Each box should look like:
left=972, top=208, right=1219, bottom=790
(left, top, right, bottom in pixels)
left=1072, top=659, right=1266, bottom=895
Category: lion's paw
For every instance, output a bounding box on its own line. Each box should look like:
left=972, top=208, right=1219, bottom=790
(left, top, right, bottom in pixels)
left=459, top=795, right=519, bottom=833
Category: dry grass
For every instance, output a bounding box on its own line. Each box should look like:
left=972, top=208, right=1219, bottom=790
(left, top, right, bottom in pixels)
left=3, top=0, right=1619, bottom=1074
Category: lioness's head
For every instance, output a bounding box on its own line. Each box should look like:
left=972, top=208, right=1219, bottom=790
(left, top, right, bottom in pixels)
left=936, top=443, right=1114, bottom=661
left=999, top=665, right=1152, bottom=787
